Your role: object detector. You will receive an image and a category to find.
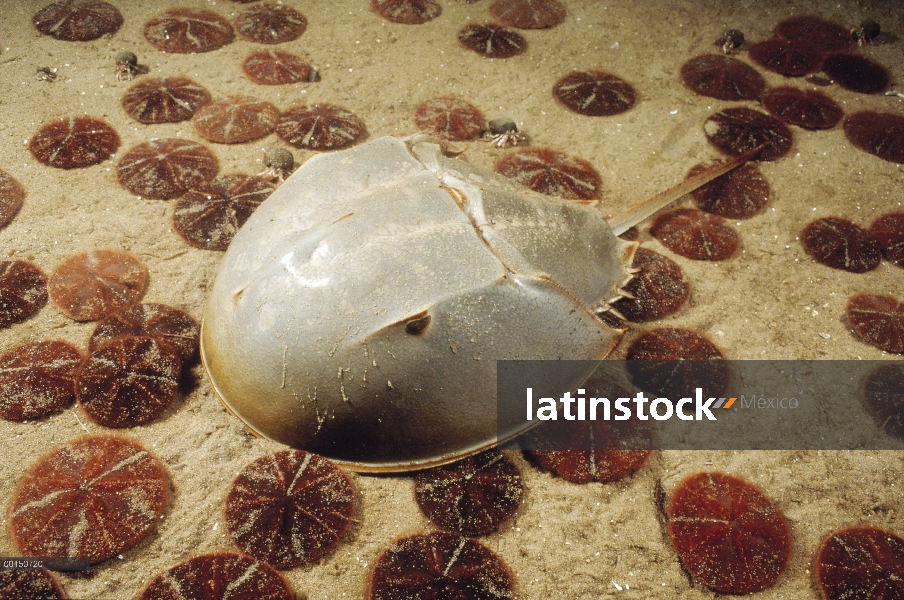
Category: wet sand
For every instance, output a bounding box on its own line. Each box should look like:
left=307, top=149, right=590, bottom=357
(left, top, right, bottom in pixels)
left=1, top=0, right=903, bottom=598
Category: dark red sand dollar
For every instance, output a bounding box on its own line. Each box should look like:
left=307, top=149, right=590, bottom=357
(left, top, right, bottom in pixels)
left=234, top=2, right=307, bottom=44
left=139, top=552, right=294, bottom=600
left=553, top=69, right=635, bottom=116
left=762, top=86, right=843, bottom=130
left=458, top=23, right=527, bottom=58
left=524, top=378, right=652, bottom=483
left=414, top=97, right=484, bottom=142
left=816, top=525, right=904, bottom=600
left=414, top=450, right=522, bottom=536
left=0, top=168, right=24, bottom=228
left=0, top=569, right=67, bottom=599
left=192, top=96, right=278, bottom=144
left=0, top=260, right=48, bottom=328
left=367, top=531, right=514, bottom=600
left=870, top=212, right=904, bottom=267
left=372, top=0, right=441, bottom=24
left=8, top=435, right=168, bottom=565
left=667, top=472, right=791, bottom=594
left=89, top=303, right=200, bottom=363
left=748, top=38, right=823, bottom=77
left=821, top=53, right=889, bottom=94
left=173, top=173, right=273, bottom=251
left=143, top=8, right=234, bottom=54
left=0, top=340, right=82, bottom=421
left=495, top=147, right=601, bottom=200
left=48, top=249, right=146, bottom=322
left=679, top=54, right=766, bottom=101
left=243, top=50, right=313, bottom=85
left=651, top=207, right=740, bottom=261
left=704, top=107, right=793, bottom=161
left=688, top=160, right=770, bottom=219
left=525, top=433, right=651, bottom=483
left=846, top=293, right=904, bottom=354
left=33, top=0, right=123, bottom=41
left=276, top=103, right=366, bottom=150
left=225, top=450, right=355, bottom=569
left=775, top=15, right=853, bottom=53
left=627, top=328, right=724, bottom=362
left=490, top=0, right=566, bottom=29
left=77, top=335, right=182, bottom=428
left=863, top=363, right=904, bottom=440
left=844, top=111, right=904, bottom=164
left=29, top=116, right=120, bottom=169
left=611, top=248, right=690, bottom=322
left=802, top=217, right=881, bottom=273
left=121, top=76, right=211, bottom=124
left=117, top=138, right=219, bottom=199
left=626, top=327, right=729, bottom=399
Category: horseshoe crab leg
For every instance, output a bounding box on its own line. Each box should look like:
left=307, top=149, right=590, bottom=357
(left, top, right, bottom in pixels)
left=607, top=144, right=767, bottom=236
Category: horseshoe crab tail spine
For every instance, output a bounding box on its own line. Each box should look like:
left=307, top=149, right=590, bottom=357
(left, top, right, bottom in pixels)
left=606, top=144, right=767, bottom=236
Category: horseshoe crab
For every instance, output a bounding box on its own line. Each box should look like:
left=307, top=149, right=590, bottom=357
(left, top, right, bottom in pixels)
left=201, top=135, right=751, bottom=472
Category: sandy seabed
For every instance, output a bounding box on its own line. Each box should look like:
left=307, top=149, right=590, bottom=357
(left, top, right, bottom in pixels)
left=1, top=0, right=903, bottom=598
